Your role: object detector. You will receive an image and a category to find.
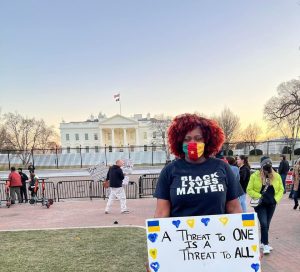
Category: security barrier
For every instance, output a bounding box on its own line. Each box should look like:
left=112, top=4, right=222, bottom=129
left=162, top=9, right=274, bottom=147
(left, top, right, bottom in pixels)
left=138, top=174, right=160, bottom=198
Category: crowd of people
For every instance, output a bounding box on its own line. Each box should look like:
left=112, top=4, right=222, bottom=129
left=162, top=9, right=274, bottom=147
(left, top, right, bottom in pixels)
left=4, top=163, right=39, bottom=205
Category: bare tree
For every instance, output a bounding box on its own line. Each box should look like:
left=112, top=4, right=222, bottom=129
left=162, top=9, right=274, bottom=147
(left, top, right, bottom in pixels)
left=264, top=79, right=300, bottom=161
left=215, top=107, right=240, bottom=155
left=3, top=112, right=58, bottom=164
left=264, top=79, right=300, bottom=120
left=242, top=123, right=262, bottom=155
left=151, top=114, right=172, bottom=162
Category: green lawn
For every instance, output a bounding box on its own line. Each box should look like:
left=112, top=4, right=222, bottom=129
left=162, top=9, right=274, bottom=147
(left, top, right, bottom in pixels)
left=0, top=227, right=148, bottom=272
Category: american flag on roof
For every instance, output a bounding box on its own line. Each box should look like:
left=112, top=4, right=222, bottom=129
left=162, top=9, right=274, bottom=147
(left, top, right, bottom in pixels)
left=114, top=93, right=120, bottom=102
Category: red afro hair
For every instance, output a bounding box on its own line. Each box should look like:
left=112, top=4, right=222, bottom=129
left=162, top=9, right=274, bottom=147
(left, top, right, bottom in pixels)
left=167, top=113, right=225, bottom=158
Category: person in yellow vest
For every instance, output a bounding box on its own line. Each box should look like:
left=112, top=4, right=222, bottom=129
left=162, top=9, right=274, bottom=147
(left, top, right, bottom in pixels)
left=247, top=156, right=284, bottom=255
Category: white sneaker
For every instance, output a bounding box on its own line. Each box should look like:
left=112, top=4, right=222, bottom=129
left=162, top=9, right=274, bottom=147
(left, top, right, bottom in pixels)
left=260, top=244, right=273, bottom=251
left=263, top=245, right=270, bottom=254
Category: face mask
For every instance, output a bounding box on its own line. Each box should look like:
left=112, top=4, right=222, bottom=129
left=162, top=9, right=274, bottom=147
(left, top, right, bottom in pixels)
left=183, top=142, right=205, bottom=161
left=263, top=164, right=272, bottom=174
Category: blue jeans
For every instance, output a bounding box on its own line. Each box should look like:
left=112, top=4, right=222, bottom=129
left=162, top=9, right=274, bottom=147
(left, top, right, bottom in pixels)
left=280, top=174, right=287, bottom=193
left=254, top=204, right=276, bottom=245
left=239, top=193, right=247, bottom=213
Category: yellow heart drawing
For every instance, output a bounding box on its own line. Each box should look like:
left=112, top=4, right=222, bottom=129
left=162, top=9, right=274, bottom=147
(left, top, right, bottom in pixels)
left=186, top=219, right=195, bottom=228
left=251, top=245, right=257, bottom=252
left=219, top=217, right=229, bottom=226
left=149, top=248, right=157, bottom=259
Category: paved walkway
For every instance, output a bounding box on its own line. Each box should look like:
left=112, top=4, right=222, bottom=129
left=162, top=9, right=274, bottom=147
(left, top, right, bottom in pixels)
left=0, top=194, right=299, bottom=272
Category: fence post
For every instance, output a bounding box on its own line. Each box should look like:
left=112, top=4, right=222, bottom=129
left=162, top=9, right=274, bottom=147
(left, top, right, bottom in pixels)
left=31, top=148, right=35, bottom=169
left=80, top=145, right=82, bottom=168
left=55, top=146, right=59, bottom=169
left=7, top=150, right=11, bottom=170
left=104, top=145, right=107, bottom=166
left=151, top=145, right=154, bottom=166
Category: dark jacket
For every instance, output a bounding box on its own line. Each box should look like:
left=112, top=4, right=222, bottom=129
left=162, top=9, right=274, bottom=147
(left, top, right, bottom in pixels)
left=278, top=160, right=289, bottom=175
left=19, top=172, right=29, bottom=186
left=106, top=165, right=124, bottom=188
left=239, top=165, right=251, bottom=193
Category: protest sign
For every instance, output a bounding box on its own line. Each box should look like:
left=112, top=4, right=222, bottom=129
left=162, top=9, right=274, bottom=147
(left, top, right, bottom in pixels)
left=88, top=163, right=107, bottom=182
left=121, top=158, right=134, bottom=175
left=146, top=213, right=261, bottom=272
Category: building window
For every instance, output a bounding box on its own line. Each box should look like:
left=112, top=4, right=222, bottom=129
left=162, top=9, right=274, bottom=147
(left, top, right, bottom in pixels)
left=67, top=147, right=70, bottom=153
left=130, top=145, right=134, bottom=152
left=95, top=146, right=99, bottom=153
left=144, top=132, right=147, bottom=139
left=76, top=146, right=80, bottom=153
left=75, top=133, right=79, bottom=141
left=94, top=133, right=98, bottom=140
left=153, top=132, right=156, bottom=138
left=66, top=134, right=70, bottom=141
left=85, top=133, right=89, bottom=140
left=85, top=146, right=89, bottom=153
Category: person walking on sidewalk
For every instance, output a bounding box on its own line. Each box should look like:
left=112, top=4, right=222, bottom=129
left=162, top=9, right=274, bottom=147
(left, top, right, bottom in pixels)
left=247, top=156, right=284, bottom=255
left=292, top=158, right=300, bottom=210
left=104, top=159, right=129, bottom=214
left=8, top=166, right=23, bottom=204
left=278, top=155, right=289, bottom=194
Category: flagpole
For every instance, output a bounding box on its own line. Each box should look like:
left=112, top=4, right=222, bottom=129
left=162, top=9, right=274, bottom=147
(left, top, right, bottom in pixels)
left=119, top=100, right=122, bottom=115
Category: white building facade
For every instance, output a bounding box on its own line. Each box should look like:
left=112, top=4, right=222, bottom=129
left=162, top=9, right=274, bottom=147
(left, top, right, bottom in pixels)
left=60, top=114, right=160, bottom=153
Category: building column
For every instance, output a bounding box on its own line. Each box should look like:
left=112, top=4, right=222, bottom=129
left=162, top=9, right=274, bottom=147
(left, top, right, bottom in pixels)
left=123, top=128, right=127, bottom=146
left=135, top=128, right=139, bottom=146
left=99, top=128, right=103, bottom=147
left=111, top=128, right=115, bottom=146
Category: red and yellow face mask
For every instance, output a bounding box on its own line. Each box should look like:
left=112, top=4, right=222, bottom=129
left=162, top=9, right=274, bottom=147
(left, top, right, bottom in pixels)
left=182, top=142, right=205, bottom=161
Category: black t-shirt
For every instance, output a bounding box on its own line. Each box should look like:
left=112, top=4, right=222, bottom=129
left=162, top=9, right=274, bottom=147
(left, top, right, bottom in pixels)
left=154, top=158, right=242, bottom=217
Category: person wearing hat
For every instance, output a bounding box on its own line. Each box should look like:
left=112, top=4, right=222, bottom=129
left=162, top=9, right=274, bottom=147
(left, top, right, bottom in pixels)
left=247, top=156, right=284, bottom=255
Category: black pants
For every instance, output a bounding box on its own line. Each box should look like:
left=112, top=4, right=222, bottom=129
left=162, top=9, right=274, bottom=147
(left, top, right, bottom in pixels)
left=20, top=185, right=28, bottom=202
left=294, top=190, right=299, bottom=206
left=255, top=204, right=276, bottom=245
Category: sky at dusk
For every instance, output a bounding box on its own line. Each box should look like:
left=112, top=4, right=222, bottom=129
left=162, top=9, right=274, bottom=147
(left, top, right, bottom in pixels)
left=0, top=0, right=299, bottom=132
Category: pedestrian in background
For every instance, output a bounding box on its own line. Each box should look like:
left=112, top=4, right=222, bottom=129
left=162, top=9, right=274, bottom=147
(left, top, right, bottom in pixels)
left=18, top=168, right=28, bottom=203
left=8, top=166, right=22, bottom=204
left=247, top=156, right=284, bottom=255
left=278, top=155, right=289, bottom=194
left=292, top=158, right=300, bottom=210
left=104, top=160, right=129, bottom=214
left=236, top=155, right=251, bottom=213
left=28, top=162, right=35, bottom=174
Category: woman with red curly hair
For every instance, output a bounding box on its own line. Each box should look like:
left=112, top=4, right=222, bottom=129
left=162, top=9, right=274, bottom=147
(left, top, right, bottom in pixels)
left=153, top=113, right=243, bottom=218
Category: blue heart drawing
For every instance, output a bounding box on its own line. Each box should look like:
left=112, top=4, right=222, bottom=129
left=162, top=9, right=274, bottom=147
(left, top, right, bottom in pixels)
left=148, top=233, right=158, bottom=243
left=150, top=262, right=160, bottom=272
left=172, top=220, right=181, bottom=228
left=251, top=263, right=260, bottom=272
left=201, top=218, right=210, bottom=226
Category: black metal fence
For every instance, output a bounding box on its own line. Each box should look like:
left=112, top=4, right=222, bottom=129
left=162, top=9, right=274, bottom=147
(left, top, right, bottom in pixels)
left=139, top=174, right=160, bottom=198
left=56, top=180, right=138, bottom=202
left=0, top=180, right=56, bottom=203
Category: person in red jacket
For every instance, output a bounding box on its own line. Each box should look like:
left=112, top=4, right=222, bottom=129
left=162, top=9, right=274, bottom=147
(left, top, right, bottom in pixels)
left=8, top=166, right=22, bottom=204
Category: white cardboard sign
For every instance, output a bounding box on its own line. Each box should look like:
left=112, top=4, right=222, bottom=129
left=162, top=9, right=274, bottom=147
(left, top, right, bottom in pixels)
left=146, top=213, right=261, bottom=272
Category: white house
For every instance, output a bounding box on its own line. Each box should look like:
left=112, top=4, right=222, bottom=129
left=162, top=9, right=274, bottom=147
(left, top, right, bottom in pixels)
left=59, top=114, right=163, bottom=153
